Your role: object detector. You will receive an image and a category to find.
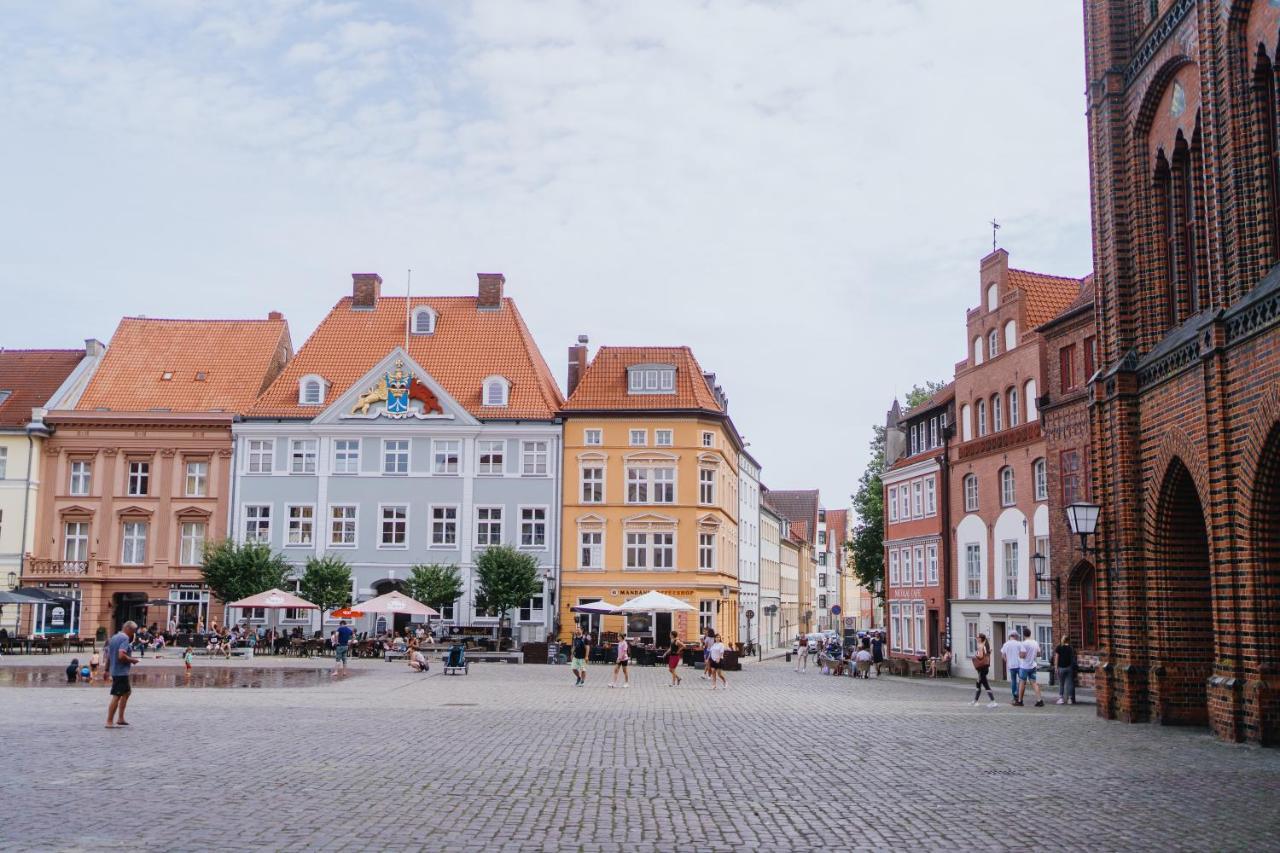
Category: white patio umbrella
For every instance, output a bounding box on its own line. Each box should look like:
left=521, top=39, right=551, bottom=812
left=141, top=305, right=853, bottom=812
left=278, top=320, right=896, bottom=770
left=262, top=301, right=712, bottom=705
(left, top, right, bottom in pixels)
left=570, top=599, right=619, bottom=644
left=616, top=591, right=696, bottom=613
left=227, top=588, right=319, bottom=653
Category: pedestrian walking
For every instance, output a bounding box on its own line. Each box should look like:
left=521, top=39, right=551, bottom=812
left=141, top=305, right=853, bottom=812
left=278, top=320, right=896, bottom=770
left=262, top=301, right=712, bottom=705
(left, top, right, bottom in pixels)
left=570, top=626, right=589, bottom=687
left=105, top=621, right=140, bottom=728
left=708, top=633, right=728, bottom=689
left=665, top=631, right=684, bottom=687
left=870, top=632, right=884, bottom=676
left=1016, top=627, right=1045, bottom=707
left=795, top=632, right=809, bottom=672
left=971, top=633, right=998, bottom=707
left=1000, top=631, right=1023, bottom=703
left=1053, top=636, right=1077, bottom=705
left=608, top=636, right=630, bottom=688
left=333, top=619, right=354, bottom=674
left=701, top=629, right=715, bottom=679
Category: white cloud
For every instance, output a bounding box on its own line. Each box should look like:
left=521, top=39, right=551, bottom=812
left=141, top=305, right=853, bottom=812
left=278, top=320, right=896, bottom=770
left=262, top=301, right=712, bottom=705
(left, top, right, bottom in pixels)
left=286, top=41, right=329, bottom=63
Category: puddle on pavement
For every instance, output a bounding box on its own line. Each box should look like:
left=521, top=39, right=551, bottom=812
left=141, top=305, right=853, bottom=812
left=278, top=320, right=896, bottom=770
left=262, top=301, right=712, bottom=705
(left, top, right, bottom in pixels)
left=0, top=666, right=361, bottom=689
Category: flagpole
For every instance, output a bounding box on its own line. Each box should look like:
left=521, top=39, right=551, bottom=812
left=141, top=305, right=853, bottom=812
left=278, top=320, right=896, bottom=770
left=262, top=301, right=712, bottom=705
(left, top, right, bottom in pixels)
left=403, top=268, right=412, bottom=352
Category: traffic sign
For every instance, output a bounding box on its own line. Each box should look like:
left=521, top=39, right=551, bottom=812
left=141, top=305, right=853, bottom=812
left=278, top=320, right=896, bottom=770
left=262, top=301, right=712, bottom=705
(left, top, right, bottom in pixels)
left=830, top=604, right=842, bottom=616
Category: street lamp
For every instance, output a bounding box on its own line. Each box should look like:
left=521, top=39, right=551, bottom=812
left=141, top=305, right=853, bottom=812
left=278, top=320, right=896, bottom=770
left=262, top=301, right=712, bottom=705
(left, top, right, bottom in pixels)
left=1064, top=502, right=1101, bottom=554
left=1031, top=551, right=1059, bottom=598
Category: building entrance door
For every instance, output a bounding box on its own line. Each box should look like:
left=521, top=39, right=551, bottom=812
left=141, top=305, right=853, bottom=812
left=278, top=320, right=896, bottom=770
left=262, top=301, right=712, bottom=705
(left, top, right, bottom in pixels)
left=993, top=620, right=1008, bottom=680
left=655, top=612, right=672, bottom=646
left=927, top=610, right=939, bottom=657
left=113, top=592, right=148, bottom=632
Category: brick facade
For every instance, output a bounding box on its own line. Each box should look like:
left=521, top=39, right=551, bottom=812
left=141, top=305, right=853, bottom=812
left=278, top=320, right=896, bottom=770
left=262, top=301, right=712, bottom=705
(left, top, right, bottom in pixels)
left=1084, top=0, right=1280, bottom=744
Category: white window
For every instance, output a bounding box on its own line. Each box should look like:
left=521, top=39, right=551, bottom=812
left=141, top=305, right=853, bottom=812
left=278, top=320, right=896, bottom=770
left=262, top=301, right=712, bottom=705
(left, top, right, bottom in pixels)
left=699, top=532, right=716, bottom=570
left=1008, top=387, right=1020, bottom=427
left=626, top=468, right=650, bottom=503
left=966, top=544, right=981, bottom=597
left=519, top=595, right=544, bottom=623
left=699, top=469, right=715, bottom=504
left=699, top=600, right=715, bottom=634
left=910, top=427, right=918, bottom=456
left=411, top=306, right=436, bottom=335
left=381, top=505, right=408, bottom=548
left=121, top=521, right=148, bottom=565
left=179, top=521, right=206, bottom=565
left=476, top=507, right=503, bottom=547
left=899, top=486, right=909, bottom=521
left=629, top=429, right=647, bottom=447
left=581, top=466, right=604, bottom=503
left=477, top=440, right=505, bottom=475
left=625, top=532, right=648, bottom=569
left=890, top=603, right=901, bottom=650
left=521, top=440, right=549, bottom=476
left=1025, top=379, right=1038, bottom=422
left=1036, top=624, right=1054, bottom=663
left=652, top=467, right=675, bottom=503
left=584, top=429, right=602, bottom=446
left=986, top=283, right=998, bottom=311
left=580, top=530, right=602, bottom=569
left=69, top=461, right=91, bottom=496
left=244, top=505, right=271, bottom=543
left=483, top=377, right=509, bottom=407
left=329, top=505, right=357, bottom=547
left=1034, top=458, right=1048, bottom=501
left=286, top=505, right=314, bottom=546
left=913, top=545, right=925, bottom=585
left=914, top=602, right=926, bottom=654
left=992, top=394, right=1003, bottom=431
left=431, top=506, right=458, bottom=547
left=299, top=376, right=324, bottom=406
left=652, top=532, right=674, bottom=569
left=912, top=481, right=923, bottom=517
left=1001, top=467, right=1016, bottom=506
left=888, top=549, right=900, bottom=586
left=64, top=521, right=89, bottom=561
left=127, top=461, right=150, bottom=496
left=0, top=447, right=5, bottom=479
left=925, top=477, right=936, bottom=516
left=655, top=429, right=673, bottom=447
left=520, top=507, right=547, bottom=548
left=701, top=431, right=714, bottom=448
left=185, top=461, right=208, bottom=497
left=383, top=439, right=409, bottom=475
left=1003, top=540, right=1019, bottom=598
left=333, top=439, right=361, bottom=474
left=964, top=474, right=979, bottom=512
left=973, top=337, right=985, bottom=365
left=930, top=416, right=939, bottom=448
left=290, top=439, right=317, bottom=474
left=888, top=486, right=899, bottom=521
left=432, top=440, right=461, bottom=475
left=247, top=439, right=273, bottom=474
left=966, top=620, right=979, bottom=657
left=1004, top=319, right=1018, bottom=352
left=976, top=400, right=987, bottom=437
left=1035, top=535, right=1052, bottom=599
left=961, top=404, right=973, bottom=442
left=988, top=329, right=999, bottom=359
left=926, top=543, right=938, bottom=585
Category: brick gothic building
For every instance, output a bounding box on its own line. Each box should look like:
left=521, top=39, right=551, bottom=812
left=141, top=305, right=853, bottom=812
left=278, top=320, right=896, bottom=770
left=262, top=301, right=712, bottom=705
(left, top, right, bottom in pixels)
left=1083, top=0, right=1280, bottom=743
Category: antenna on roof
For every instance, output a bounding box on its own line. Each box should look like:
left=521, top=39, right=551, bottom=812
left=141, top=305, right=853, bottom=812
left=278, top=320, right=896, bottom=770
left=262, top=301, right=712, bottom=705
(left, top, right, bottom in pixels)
left=990, top=218, right=1001, bottom=251
left=403, top=269, right=412, bottom=352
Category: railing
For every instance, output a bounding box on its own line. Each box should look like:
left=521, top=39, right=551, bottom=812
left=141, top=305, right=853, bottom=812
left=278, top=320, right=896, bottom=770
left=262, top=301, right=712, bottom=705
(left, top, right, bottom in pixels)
left=24, top=556, right=107, bottom=577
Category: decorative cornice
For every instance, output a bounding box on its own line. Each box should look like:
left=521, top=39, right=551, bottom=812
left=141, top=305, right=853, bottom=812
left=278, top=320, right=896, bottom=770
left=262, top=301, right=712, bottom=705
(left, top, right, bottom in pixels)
left=1125, top=0, right=1196, bottom=85
left=956, top=421, right=1042, bottom=461
left=1225, top=269, right=1280, bottom=346
left=1137, top=338, right=1200, bottom=389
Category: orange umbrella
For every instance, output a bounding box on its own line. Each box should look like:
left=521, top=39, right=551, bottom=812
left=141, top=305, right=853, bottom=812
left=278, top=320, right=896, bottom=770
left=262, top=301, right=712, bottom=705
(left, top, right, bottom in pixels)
left=329, top=607, right=365, bottom=619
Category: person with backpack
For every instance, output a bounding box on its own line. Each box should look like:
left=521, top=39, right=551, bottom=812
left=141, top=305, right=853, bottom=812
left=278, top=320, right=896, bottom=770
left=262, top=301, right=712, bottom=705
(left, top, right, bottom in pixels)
left=971, top=632, right=997, bottom=707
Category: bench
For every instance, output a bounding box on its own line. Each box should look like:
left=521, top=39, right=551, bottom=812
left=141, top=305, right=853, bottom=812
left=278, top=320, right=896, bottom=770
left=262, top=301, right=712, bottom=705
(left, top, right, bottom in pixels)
left=193, top=646, right=254, bottom=659
left=457, top=651, right=524, bottom=664
left=384, top=649, right=408, bottom=663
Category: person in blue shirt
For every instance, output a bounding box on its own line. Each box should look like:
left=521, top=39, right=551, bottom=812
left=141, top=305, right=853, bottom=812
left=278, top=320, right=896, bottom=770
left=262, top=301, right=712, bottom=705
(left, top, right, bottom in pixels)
left=105, top=621, right=140, bottom=728
left=334, top=620, right=355, bottom=673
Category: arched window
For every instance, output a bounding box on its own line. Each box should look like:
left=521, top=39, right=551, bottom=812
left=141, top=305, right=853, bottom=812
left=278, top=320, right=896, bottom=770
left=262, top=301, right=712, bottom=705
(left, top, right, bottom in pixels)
left=973, top=337, right=985, bottom=366
left=1033, top=458, right=1047, bottom=501
left=1024, top=379, right=1038, bottom=422
left=1253, top=45, right=1280, bottom=264
left=298, top=375, right=325, bottom=406
left=961, top=404, right=973, bottom=442
left=1003, top=320, right=1017, bottom=352
left=1073, top=563, right=1098, bottom=649
left=1000, top=466, right=1015, bottom=506
left=986, top=283, right=998, bottom=311
left=482, top=376, right=510, bottom=407
left=964, top=474, right=979, bottom=512
left=976, top=400, right=987, bottom=437
left=988, top=329, right=999, bottom=359
left=1008, top=386, right=1020, bottom=427
left=991, top=394, right=1003, bottom=432
left=411, top=307, right=437, bottom=335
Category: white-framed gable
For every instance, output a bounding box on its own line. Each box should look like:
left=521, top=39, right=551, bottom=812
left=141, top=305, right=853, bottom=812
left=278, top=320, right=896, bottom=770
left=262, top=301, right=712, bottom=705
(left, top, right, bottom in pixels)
left=311, top=347, right=480, bottom=426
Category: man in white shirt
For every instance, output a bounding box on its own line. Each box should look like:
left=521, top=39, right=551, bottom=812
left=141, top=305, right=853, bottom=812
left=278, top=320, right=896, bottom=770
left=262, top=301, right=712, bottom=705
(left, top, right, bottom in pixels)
left=1016, top=627, right=1045, bottom=707
left=1000, top=632, right=1023, bottom=703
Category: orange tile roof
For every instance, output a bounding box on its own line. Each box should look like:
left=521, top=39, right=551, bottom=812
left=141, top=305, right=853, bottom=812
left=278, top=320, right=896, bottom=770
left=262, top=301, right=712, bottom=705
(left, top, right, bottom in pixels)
left=0, top=349, right=85, bottom=428
left=78, top=317, right=291, bottom=413
left=561, top=346, right=722, bottom=412
left=1008, top=268, right=1084, bottom=328
left=826, top=509, right=849, bottom=546
left=249, top=297, right=563, bottom=420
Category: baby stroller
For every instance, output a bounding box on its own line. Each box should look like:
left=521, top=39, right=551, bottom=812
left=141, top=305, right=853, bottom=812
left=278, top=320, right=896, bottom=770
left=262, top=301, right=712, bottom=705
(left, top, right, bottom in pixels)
left=444, top=643, right=469, bottom=675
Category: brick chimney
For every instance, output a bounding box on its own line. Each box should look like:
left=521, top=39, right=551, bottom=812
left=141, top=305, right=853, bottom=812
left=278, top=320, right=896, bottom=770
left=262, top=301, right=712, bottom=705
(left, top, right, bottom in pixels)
left=352, top=273, right=382, bottom=310
left=267, top=310, right=283, bottom=321
left=567, top=335, right=589, bottom=396
left=477, top=273, right=505, bottom=311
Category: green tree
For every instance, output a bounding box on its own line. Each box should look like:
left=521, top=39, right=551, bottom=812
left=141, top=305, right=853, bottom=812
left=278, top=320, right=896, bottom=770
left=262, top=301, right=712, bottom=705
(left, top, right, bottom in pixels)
left=474, top=545, right=541, bottom=648
left=846, top=381, right=947, bottom=600
left=200, top=540, right=293, bottom=622
left=405, top=563, right=464, bottom=614
left=299, top=555, right=352, bottom=616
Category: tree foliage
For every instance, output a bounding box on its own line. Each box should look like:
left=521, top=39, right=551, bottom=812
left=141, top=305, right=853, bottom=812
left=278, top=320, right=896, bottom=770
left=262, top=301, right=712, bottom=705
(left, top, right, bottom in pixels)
left=299, top=555, right=352, bottom=614
left=405, top=563, right=464, bottom=612
left=474, top=545, right=541, bottom=629
left=200, top=540, right=293, bottom=612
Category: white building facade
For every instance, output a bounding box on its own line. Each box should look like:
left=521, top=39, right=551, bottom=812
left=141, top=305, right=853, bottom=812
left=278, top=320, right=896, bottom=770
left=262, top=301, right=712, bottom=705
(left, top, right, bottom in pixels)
left=737, top=451, right=761, bottom=648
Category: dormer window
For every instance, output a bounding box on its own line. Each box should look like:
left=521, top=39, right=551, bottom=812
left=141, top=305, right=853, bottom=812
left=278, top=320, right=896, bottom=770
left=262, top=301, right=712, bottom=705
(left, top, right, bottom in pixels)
left=298, top=375, right=326, bottom=406
left=411, top=307, right=437, bottom=335
left=483, top=376, right=510, bottom=407
left=627, top=363, right=676, bottom=394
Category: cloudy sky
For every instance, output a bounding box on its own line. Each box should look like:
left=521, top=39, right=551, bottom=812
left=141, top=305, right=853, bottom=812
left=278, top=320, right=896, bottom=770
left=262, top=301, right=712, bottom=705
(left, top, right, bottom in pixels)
left=1, top=1, right=1091, bottom=513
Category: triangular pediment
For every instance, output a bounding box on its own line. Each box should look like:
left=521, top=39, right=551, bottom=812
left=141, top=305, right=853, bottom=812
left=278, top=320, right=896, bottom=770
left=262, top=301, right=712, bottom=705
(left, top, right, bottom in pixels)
left=622, top=512, right=678, bottom=526
left=314, top=348, right=479, bottom=426
left=115, top=504, right=154, bottom=517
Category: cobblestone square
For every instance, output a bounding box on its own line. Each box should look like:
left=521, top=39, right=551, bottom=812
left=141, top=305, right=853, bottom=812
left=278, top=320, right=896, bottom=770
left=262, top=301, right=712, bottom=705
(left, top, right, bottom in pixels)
left=1, top=656, right=1278, bottom=852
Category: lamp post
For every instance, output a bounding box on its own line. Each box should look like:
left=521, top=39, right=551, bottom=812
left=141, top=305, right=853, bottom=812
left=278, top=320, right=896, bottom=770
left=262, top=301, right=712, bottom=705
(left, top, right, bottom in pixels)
left=1064, top=501, right=1109, bottom=579
left=1031, top=551, right=1059, bottom=598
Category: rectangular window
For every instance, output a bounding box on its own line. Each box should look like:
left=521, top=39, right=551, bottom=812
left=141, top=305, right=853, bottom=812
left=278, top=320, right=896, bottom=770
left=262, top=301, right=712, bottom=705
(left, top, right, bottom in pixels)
left=914, top=603, right=926, bottom=655
left=655, top=429, right=673, bottom=447
left=243, top=505, right=271, bottom=543
left=698, top=532, right=715, bottom=570
left=899, top=487, right=910, bottom=521
left=629, top=429, right=647, bottom=447
left=910, top=427, right=918, bottom=455
left=476, top=506, right=503, bottom=547
left=64, top=521, right=89, bottom=561
left=380, top=505, right=408, bottom=548
left=1002, top=469, right=1016, bottom=507
left=626, top=468, right=650, bottom=503
left=290, top=439, right=317, bottom=474
left=1083, top=335, right=1096, bottom=382
left=519, top=595, right=544, bottom=624
left=1035, top=460, right=1048, bottom=502
left=625, top=532, right=648, bottom=569
left=581, top=467, right=604, bottom=503
left=583, top=429, right=602, bottom=446
left=926, top=543, right=938, bottom=585
left=430, top=506, right=458, bottom=547
left=888, top=549, right=900, bottom=586
left=1003, top=540, right=1019, bottom=598
left=888, top=486, right=899, bottom=522
left=383, top=439, right=409, bottom=475
left=699, top=469, right=715, bottom=504
left=913, top=545, right=925, bottom=585
left=286, top=505, right=314, bottom=547
left=965, top=544, right=981, bottom=598
left=521, top=440, right=549, bottom=476
left=699, top=600, right=715, bottom=634
left=925, top=477, right=936, bottom=515
left=930, top=417, right=939, bottom=448
left=818, top=572, right=828, bottom=587
left=1061, top=450, right=1084, bottom=506
left=701, top=432, right=714, bottom=448
left=127, top=461, right=150, bottom=496
left=965, top=476, right=979, bottom=512
left=652, top=532, right=674, bottom=569
left=179, top=521, right=206, bottom=565
left=1009, top=388, right=1021, bottom=427
left=69, top=460, right=91, bottom=496
left=890, top=603, right=901, bottom=650
left=912, top=481, right=923, bottom=517
left=1035, top=535, right=1051, bottom=600
left=1036, top=624, right=1054, bottom=664
left=819, top=594, right=828, bottom=609
left=966, top=620, right=979, bottom=657
left=121, top=521, right=148, bottom=565
left=185, top=461, right=208, bottom=497
left=520, top=507, right=547, bottom=548
left=652, top=467, right=675, bottom=503
left=333, top=439, right=361, bottom=474
left=580, top=530, right=602, bottom=569
left=477, top=440, right=505, bottom=475
left=247, top=439, right=273, bottom=474
left=993, top=396, right=1003, bottom=431
left=432, top=439, right=461, bottom=475
left=329, top=505, right=357, bottom=547
left=1060, top=344, right=1077, bottom=392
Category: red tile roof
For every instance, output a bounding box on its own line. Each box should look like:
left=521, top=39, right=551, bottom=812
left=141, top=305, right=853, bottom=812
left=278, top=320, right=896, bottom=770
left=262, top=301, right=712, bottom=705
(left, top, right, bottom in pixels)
left=77, top=317, right=291, bottom=413
left=1008, top=268, right=1085, bottom=328
left=765, top=489, right=820, bottom=544
left=826, top=509, right=849, bottom=547
left=0, top=349, right=86, bottom=428
left=561, top=346, right=722, bottom=412
left=249, top=297, right=563, bottom=420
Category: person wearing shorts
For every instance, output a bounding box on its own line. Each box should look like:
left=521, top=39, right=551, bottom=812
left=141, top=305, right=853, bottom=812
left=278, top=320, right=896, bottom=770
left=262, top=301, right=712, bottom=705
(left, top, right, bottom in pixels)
left=105, top=621, right=140, bottom=728
left=665, top=631, right=684, bottom=687
left=570, top=627, right=589, bottom=687
left=608, top=637, right=630, bottom=688
left=1016, top=627, right=1045, bottom=707
left=708, top=633, right=728, bottom=689
left=334, top=620, right=354, bottom=673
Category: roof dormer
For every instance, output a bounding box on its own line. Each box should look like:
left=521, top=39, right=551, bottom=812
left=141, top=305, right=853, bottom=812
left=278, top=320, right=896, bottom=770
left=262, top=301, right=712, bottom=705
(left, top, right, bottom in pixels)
left=482, top=375, right=510, bottom=407
left=298, top=374, right=327, bottom=406
left=627, top=363, right=675, bottom=395
left=411, top=306, right=437, bottom=335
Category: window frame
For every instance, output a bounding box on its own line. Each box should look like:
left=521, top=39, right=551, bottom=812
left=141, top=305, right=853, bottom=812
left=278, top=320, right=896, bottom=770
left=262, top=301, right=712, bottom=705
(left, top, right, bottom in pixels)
left=328, top=504, right=358, bottom=548
left=1003, top=540, right=1019, bottom=598
left=126, top=460, right=150, bottom=496
left=429, top=505, right=459, bottom=549
left=121, top=520, right=149, bottom=565
left=246, top=438, right=274, bottom=474
left=285, top=503, right=315, bottom=548
left=333, top=439, right=361, bottom=475
left=629, top=429, right=647, bottom=447
left=579, top=528, right=603, bottom=570
left=289, top=439, right=318, bottom=475
left=184, top=460, right=208, bottom=497
left=411, top=306, right=437, bottom=335
left=888, top=549, right=900, bottom=586
left=379, top=503, right=410, bottom=550
left=64, top=520, right=89, bottom=561
left=655, top=429, right=674, bottom=447
left=475, top=505, right=504, bottom=548
left=698, top=531, right=716, bottom=571
left=965, top=543, right=981, bottom=598
left=477, top=440, right=505, bottom=476
left=964, top=474, right=979, bottom=513
left=1034, top=458, right=1048, bottom=502
left=69, top=460, right=92, bottom=496
left=518, top=505, right=548, bottom=550
left=179, top=521, right=206, bottom=566
left=583, top=429, right=603, bottom=446
left=520, top=440, right=550, bottom=477
left=1000, top=466, right=1016, bottom=507
left=431, top=439, right=462, bottom=476
left=580, top=465, right=604, bottom=503
left=698, top=468, right=716, bottom=505
left=382, top=439, right=410, bottom=476
left=243, top=504, right=271, bottom=544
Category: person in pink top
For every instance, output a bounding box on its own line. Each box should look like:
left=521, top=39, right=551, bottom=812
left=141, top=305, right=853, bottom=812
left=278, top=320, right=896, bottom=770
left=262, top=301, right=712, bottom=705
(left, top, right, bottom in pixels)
left=608, top=637, right=631, bottom=688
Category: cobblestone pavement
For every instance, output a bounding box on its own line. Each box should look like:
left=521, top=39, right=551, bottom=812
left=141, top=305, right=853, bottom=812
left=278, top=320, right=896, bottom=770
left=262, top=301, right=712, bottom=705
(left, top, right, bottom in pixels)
left=1, top=656, right=1278, bottom=852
